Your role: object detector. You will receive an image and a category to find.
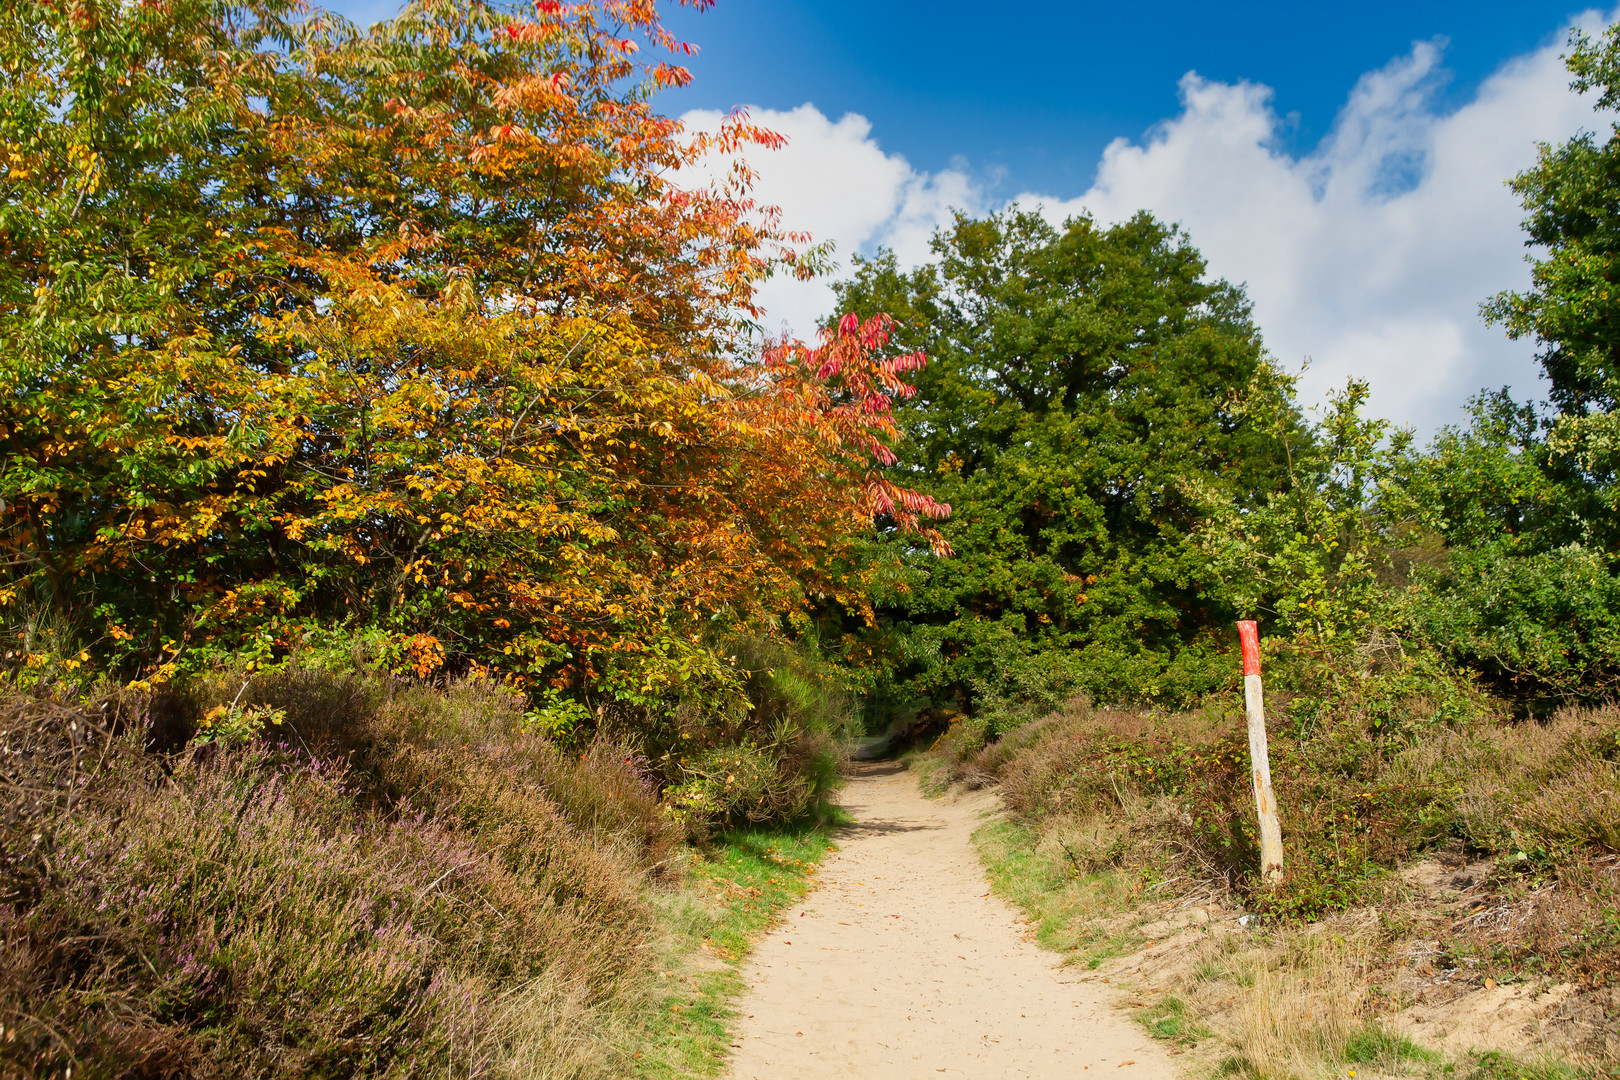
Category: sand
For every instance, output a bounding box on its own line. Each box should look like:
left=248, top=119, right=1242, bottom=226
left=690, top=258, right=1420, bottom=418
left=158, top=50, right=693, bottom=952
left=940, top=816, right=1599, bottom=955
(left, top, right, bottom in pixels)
left=727, top=763, right=1181, bottom=1079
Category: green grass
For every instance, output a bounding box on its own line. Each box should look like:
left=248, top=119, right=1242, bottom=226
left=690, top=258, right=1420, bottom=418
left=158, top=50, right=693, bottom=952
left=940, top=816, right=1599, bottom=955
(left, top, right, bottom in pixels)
left=1340, top=1022, right=1438, bottom=1066
left=1137, top=995, right=1210, bottom=1046
left=632, top=817, right=841, bottom=1077
left=973, top=817, right=1144, bottom=964
left=1454, top=1049, right=1588, bottom=1080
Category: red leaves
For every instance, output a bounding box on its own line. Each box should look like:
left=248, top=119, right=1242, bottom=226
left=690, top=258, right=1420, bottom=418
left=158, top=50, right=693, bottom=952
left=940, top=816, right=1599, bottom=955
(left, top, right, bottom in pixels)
left=759, top=313, right=952, bottom=555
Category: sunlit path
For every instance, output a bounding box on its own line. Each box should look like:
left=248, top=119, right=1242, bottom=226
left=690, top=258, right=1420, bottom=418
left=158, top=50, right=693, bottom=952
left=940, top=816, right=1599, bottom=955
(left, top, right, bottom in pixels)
left=727, top=765, right=1178, bottom=1079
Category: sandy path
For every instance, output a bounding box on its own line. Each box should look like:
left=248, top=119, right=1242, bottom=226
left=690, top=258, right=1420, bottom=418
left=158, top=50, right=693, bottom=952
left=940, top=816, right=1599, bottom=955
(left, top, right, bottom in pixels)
left=727, top=764, right=1180, bottom=1079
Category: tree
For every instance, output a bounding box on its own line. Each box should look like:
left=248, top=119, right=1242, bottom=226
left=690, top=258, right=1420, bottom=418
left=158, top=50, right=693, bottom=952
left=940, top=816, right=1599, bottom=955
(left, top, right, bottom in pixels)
left=0, top=0, right=946, bottom=693
left=831, top=209, right=1299, bottom=714
left=1486, top=23, right=1620, bottom=416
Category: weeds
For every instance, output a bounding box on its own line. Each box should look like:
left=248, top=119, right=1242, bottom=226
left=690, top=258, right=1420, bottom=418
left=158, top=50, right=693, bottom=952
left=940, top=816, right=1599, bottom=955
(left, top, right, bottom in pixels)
left=1138, top=996, right=1209, bottom=1045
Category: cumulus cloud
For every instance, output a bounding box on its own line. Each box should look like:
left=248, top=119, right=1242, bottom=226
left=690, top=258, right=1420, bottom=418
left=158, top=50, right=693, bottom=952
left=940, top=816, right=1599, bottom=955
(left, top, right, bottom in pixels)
left=684, top=11, right=1611, bottom=431
left=1027, top=23, right=1609, bottom=431
left=678, top=104, right=979, bottom=338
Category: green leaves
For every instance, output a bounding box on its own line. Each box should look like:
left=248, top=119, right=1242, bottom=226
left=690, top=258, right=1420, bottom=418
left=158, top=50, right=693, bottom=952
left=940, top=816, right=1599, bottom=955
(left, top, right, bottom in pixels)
left=1485, top=23, right=1620, bottom=416
left=832, top=209, right=1297, bottom=711
left=1192, top=377, right=1401, bottom=649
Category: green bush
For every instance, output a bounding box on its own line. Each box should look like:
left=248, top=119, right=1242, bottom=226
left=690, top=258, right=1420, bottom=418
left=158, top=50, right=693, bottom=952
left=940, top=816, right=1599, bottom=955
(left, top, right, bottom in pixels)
left=1411, top=542, right=1620, bottom=704
left=596, top=637, right=848, bottom=841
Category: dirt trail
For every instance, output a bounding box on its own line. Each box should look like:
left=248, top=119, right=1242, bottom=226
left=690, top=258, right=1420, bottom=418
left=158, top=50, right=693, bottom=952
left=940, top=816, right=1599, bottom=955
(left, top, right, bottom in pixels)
left=727, top=764, right=1180, bottom=1079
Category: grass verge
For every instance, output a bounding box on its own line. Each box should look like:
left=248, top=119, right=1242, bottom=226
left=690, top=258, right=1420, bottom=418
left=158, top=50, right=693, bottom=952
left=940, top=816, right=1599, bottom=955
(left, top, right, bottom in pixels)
left=633, top=819, right=841, bottom=1077
left=975, top=817, right=1146, bottom=967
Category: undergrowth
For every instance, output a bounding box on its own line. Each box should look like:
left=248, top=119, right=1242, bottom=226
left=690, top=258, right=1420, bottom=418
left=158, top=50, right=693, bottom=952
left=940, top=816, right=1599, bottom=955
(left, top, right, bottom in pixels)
left=956, top=691, right=1620, bottom=1076
left=0, top=664, right=841, bottom=1078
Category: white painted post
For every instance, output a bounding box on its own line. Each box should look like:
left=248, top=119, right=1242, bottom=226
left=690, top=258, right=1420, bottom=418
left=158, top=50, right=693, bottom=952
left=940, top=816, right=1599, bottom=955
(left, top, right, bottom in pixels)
left=1238, top=620, right=1284, bottom=885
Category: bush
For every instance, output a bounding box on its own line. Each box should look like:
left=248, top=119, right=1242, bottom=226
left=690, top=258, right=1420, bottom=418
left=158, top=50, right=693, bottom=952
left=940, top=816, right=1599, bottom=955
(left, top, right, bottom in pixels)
left=1411, top=542, right=1620, bottom=705
left=979, top=691, right=1620, bottom=923
left=605, top=637, right=852, bottom=836
left=0, top=669, right=678, bottom=1079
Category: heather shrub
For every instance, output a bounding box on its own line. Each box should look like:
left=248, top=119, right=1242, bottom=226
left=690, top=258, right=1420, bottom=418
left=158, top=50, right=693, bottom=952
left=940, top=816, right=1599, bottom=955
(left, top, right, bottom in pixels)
left=199, top=665, right=682, bottom=875
left=983, top=693, right=1620, bottom=921
left=1390, top=705, right=1620, bottom=862
left=0, top=672, right=671, bottom=1079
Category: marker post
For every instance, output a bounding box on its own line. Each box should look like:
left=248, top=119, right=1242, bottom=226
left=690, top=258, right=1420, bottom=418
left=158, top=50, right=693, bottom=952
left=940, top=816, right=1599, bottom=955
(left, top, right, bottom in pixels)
left=1237, top=620, right=1284, bottom=885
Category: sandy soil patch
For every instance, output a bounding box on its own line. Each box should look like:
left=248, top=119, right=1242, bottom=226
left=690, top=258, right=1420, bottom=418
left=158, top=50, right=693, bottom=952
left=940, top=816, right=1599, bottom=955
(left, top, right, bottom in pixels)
left=726, top=764, right=1179, bottom=1079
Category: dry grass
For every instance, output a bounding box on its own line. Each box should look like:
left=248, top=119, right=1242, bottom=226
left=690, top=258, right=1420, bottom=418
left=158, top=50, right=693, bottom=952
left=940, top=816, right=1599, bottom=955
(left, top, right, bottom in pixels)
left=1222, top=931, right=1398, bottom=1078
left=963, top=695, right=1620, bottom=1077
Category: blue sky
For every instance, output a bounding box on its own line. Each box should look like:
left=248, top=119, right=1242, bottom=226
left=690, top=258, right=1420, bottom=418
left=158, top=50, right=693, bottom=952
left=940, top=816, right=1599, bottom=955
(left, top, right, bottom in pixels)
left=328, top=2, right=1590, bottom=195
left=658, top=1, right=1588, bottom=196
left=330, top=1, right=1615, bottom=432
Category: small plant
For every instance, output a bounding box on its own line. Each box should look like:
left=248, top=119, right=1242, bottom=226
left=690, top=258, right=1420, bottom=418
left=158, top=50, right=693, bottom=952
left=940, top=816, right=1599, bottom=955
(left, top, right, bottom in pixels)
left=1138, top=996, right=1208, bottom=1046
left=525, top=690, right=594, bottom=747
left=195, top=684, right=287, bottom=745
left=1340, top=1022, right=1436, bottom=1066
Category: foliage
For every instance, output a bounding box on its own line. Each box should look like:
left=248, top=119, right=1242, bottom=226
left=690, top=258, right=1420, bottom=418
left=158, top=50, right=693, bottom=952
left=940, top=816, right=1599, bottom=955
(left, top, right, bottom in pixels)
left=608, top=635, right=854, bottom=835
left=978, top=696, right=1620, bottom=927
left=0, top=673, right=664, bottom=1077
left=1485, top=21, right=1620, bottom=417
left=0, top=0, right=945, bottom=703
left=829, top=209, right=1300, bottom=718
left=1385, top=390, right=1620, bottom=704
left=1193, top=376, right=1408, bottom=651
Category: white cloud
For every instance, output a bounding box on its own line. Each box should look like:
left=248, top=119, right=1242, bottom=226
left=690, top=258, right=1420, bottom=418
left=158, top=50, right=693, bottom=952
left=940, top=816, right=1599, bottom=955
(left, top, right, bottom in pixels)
left=1027, top=22, right=1609, bottom=431
left=684, top=11, right=1612, bottom=432
left=678, top=104, right=979, bottom=339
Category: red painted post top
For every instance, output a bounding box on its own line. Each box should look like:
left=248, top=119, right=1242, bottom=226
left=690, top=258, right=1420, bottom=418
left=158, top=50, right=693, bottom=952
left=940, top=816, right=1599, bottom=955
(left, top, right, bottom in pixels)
left=1237, top=620, right=1261, bottom=677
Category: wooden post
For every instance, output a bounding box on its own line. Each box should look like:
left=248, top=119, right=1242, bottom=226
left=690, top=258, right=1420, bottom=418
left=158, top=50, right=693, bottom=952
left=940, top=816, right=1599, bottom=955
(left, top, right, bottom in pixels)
left=1237, top=620, right=1284, bottom=884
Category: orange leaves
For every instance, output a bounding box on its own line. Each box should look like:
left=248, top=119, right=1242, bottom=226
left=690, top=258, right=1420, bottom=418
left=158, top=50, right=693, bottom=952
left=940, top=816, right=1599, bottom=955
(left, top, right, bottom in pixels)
left=2, top=0, right=945, bottom=688
left=491, top=71, right=572, bottom=112
left=651, top=62, right=692, bottom=88
left=405, top=634, right=445, bottom=677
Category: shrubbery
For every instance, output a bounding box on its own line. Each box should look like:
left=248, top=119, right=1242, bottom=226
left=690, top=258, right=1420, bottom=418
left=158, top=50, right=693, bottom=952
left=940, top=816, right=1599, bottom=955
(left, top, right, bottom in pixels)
left=0, top=642, right=851, bottom=1077
left=942, top=689, right=1620, bottom=941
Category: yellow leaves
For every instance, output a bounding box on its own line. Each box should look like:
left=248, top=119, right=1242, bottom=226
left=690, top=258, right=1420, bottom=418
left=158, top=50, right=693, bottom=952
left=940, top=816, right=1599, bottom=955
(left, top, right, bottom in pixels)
left=405, top=634, right=445, bottom=677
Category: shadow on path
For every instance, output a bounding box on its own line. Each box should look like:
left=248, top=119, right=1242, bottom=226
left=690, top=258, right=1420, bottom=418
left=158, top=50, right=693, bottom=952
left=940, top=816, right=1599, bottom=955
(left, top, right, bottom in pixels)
left=837, top=816, right=945, bottom=836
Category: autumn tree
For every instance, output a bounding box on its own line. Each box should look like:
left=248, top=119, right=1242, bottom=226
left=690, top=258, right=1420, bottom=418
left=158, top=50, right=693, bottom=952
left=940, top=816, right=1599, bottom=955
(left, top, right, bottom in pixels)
left=0, top=0, right=945, bottom=693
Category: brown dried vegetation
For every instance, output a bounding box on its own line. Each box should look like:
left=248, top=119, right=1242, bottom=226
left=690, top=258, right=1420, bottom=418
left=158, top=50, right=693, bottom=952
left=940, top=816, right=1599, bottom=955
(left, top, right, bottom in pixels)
left=956, top=696, right=1620, bottom=1074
